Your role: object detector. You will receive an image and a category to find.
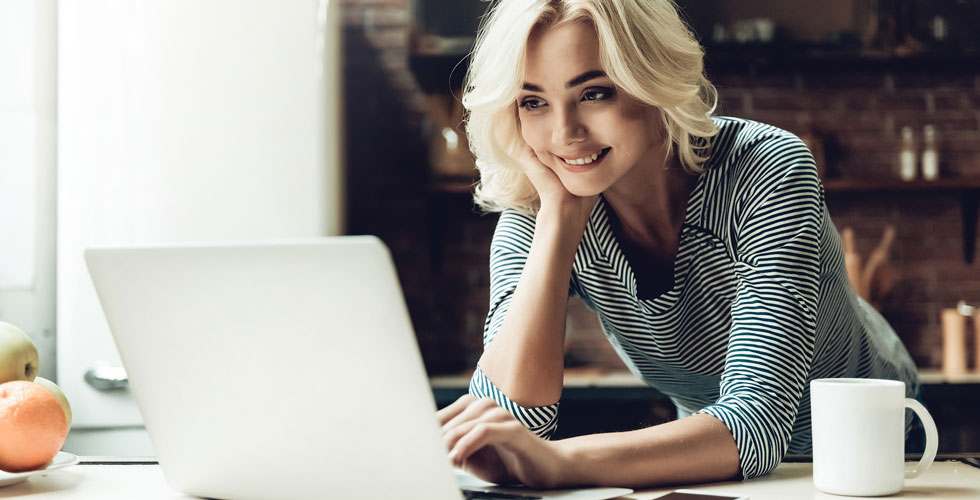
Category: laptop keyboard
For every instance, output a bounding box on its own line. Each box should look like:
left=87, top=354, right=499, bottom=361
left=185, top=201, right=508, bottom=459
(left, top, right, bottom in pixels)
left=461, top=488, right=543, bottom=499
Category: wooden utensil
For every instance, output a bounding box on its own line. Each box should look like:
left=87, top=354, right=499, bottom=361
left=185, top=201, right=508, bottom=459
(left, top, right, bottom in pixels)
left=839, top=225, right=897, bottom=309
left=863, top=225, right=896, bottom=305
left=942, top=308, right=968, bottom=376
left=974, top=310, right=980, bottom=374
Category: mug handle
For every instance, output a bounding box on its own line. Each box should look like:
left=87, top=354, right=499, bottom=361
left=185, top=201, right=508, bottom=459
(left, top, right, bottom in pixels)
left=904, top=398, right=938, bottom=478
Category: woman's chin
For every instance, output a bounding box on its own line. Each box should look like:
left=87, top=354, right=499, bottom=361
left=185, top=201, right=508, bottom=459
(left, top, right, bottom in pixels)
left=560, top=179, right=605, bottom=198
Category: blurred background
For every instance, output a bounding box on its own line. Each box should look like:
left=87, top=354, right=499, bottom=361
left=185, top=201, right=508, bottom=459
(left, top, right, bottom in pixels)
left=365, top=0, right=980, bottom=451
left=1, top=0, right=977, bottom=456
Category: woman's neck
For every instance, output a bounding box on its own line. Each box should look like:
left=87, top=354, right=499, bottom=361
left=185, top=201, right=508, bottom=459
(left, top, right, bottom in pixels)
left=602, top=152, right=696, bottom=252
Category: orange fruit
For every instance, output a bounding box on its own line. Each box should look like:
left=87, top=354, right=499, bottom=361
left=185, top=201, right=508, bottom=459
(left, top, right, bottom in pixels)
left=0, top=381, right=68, bottom=472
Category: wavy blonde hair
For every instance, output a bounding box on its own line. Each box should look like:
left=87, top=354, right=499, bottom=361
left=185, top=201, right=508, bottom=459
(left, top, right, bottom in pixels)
left=464, top=0, right=718, bottom=214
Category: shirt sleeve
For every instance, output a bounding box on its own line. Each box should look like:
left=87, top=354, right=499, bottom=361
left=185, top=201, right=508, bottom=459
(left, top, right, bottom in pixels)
left=467, top=209, right=560, bottom=439
left=697, top=132, right=822, bottom=479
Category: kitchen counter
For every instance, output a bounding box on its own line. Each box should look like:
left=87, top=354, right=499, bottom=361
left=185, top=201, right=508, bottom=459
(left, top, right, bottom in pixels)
left=431, top=369, right=980, bottom=450
left=1, top=457, right=977, bottom=499
left=628, top=459, right=980, bottom=499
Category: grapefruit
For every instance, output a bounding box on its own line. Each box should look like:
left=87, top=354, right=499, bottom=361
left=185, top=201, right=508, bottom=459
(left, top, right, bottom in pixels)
left=0, top=380, right=68, bottom=472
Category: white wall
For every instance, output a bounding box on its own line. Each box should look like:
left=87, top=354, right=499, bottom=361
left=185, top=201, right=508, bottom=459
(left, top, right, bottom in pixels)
left=0, top=0, right=57, bottom=380
left=0, top=0, right=344, bottom=455
left=57, top=0, right=345, bottom=436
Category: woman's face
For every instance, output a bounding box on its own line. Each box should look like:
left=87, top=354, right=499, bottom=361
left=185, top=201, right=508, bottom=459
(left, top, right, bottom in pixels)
left=518, top=21, right=663, bottom=197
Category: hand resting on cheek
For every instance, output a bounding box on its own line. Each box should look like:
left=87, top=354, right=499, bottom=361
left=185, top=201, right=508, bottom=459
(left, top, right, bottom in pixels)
left=519, top=145, right=599, bottom=220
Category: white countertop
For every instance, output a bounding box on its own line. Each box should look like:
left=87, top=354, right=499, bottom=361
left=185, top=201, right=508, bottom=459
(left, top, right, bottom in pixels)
left=2, top=458, right=977, bottom=499
left=629, top=460, right=980, bottom=499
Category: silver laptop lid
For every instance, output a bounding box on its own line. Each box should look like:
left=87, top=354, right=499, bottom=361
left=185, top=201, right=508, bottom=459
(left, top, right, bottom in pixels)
left=85, top=237, right=462, bottom=500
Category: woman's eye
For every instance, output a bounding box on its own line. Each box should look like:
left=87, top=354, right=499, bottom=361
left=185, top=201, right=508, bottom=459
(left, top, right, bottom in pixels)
left=582, top=87, right=614, bottom=101
left=519, top=98, right=545, bottom=111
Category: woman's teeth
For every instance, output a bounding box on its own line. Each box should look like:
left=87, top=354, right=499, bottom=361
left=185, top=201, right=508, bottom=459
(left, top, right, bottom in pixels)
left=564, top=151, right=600, bottom=165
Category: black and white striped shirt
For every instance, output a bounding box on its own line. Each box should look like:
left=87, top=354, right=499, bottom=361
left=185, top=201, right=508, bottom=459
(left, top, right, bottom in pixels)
left=469, top=116, right=918, bottom=480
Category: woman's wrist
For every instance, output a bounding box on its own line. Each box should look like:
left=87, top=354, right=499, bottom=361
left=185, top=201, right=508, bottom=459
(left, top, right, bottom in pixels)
left=534, top=204, right=591, bottom=253
left=553, top=437, right=595, bottom=486
left=537, top=196, right=595, bottom=231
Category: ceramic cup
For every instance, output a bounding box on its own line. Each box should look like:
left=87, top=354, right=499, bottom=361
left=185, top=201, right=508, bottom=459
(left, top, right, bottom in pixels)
left=811, top=378, right=938, bottom=496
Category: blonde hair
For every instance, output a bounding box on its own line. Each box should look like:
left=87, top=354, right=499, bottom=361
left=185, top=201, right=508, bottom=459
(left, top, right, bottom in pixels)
left=464, top=0, right=718, bottom=214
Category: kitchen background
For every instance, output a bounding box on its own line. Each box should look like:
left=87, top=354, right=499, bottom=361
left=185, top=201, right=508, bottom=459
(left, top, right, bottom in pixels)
left=340, top=0, right=980, bottom=449
left=2, top=0, right=976, bottom=457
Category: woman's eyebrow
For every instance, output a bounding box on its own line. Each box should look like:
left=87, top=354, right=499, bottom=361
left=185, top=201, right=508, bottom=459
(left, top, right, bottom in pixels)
left=565, top=70, right=606, bottom=88
left=521, top=70, right=608, bottom=92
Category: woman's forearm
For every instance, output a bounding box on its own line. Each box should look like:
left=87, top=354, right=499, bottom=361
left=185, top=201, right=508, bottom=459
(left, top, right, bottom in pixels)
left=557, top=414, right=742, bottom=488
left=478, top=203, right=591, bottom=408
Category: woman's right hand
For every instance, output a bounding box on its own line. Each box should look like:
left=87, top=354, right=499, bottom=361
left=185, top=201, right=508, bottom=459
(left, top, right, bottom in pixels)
left=438, top=394, right=570, bottom=489
left=519, top=146, right=598, bottom=221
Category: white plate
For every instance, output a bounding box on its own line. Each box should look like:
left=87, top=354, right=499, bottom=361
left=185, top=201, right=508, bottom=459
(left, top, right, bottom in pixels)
left=0, top=452, right=80, bottom=487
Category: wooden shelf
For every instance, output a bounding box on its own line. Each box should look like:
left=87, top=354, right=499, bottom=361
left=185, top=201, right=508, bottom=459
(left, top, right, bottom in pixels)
left=429, top=177, right=980, bottom=193
left=410, top=41, right=980, bottom=74
left=427, top=176, right=476, bottom=194
left=823, top=178, right=980, bottom=192
left=431, top=369, right=980, bottom=390
left=703, top=47, right=980, bottom=73
left=425, top=176, right=980, bottom=263
left=919, top=369, right=980, bottom=385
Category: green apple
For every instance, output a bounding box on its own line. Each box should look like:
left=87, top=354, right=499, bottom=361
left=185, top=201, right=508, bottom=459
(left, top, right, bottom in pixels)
left=33, top=376, right=72, bottom=430
left=0, top=322, right=40, bottom=383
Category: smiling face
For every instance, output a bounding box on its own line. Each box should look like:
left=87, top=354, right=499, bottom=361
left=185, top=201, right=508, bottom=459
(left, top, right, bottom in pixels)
left=518, top=21, right=664, bottom=197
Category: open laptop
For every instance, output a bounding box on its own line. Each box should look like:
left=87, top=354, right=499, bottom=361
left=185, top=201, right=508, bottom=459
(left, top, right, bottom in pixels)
left=85, top=237, right=632, bottom=500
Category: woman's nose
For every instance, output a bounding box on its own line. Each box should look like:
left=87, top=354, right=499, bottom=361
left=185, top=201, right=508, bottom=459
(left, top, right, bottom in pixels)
left=552, top=108, right=586, bottom=145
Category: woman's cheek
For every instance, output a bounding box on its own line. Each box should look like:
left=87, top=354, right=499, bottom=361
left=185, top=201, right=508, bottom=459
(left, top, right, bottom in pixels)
left=533, top=148, right=558, bottom=173
left=519, top=119, right=537, bottom=149
left=519, top=125, right=553, bottom=168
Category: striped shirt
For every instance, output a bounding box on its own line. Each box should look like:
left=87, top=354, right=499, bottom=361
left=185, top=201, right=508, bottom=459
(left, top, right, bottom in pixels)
left=468, top=116, right=918, bottom=480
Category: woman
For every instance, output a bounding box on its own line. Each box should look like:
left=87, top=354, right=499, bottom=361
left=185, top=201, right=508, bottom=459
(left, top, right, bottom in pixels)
left=437, top=0, right=918, bottom=489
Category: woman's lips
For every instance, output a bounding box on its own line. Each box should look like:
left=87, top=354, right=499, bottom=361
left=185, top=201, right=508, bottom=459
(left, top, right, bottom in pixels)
left=558, top=147, right=610, bottom=172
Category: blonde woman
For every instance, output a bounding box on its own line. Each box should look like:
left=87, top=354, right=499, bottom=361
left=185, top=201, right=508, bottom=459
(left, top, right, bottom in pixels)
left=437, top=0, right=917, bottom=489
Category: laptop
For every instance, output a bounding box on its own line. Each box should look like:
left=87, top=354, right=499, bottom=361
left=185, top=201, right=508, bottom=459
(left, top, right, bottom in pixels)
left=85, top=237, right=632, bottom=500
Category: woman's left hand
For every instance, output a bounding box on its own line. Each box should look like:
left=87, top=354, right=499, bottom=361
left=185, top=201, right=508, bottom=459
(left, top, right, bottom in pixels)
left=437, top=395, right=570, bottom=489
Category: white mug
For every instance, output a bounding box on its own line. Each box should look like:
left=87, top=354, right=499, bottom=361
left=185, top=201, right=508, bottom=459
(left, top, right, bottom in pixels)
left=810, top=378, right=938, bottom=496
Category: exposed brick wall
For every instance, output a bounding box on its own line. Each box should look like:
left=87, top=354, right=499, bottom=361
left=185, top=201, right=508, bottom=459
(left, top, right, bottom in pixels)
left=340, top=0, right=980, bottom=373
left=714, top=66, right=980, bottom=180
left=713, top=65, right=980, bottom=367
left=340, top=0, right=442, bottom=366
left=341, top=0, right=484, bottom=373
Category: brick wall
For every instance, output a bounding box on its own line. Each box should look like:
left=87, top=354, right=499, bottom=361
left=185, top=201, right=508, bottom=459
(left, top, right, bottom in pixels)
left=341, top=0, right=480, bottom=373
left=713, top=64, right=980, bottom=368
left=339, top=0, right=980, bottom=373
